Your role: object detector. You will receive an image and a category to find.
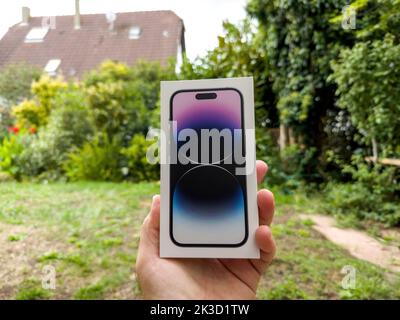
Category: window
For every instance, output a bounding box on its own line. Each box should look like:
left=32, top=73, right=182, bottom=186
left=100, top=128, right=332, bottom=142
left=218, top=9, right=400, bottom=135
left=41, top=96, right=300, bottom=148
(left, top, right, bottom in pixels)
left=129, top=26, right=141, bottom=39
left=44, top=59, right=61, bottom=76
left=25, top=27, right=49, bottom=43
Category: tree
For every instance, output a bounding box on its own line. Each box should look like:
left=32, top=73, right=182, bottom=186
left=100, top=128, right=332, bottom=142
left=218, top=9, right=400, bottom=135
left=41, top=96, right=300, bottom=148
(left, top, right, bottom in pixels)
left=180, top=20, right=277, bottom=128
left=0, top=63, right=42, bottom=139
left=330, top=35, right=400, bottom=159
left=247, top=0, right=356, bottom=180
left=0, top=62, right=41, bottom=105
left=12, top=75, right=68, bottom=129
left=248, top=0, right=352, bottom=129
left=84, top=60, right=175, bottom=144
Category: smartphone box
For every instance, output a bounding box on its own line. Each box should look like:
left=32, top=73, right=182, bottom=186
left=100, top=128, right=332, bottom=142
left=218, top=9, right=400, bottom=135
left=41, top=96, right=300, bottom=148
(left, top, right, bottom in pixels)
left=160, top=77, right=259, bottom=258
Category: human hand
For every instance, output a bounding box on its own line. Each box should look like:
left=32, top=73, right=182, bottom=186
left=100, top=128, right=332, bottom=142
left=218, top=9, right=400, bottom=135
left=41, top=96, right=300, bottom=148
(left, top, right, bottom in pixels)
left=136, top=160, right=275, bottom=299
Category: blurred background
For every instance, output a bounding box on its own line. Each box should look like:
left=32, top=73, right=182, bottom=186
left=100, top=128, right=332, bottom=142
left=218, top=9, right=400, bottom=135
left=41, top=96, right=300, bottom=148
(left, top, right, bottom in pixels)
left=0, top=0, right=399, bottom=300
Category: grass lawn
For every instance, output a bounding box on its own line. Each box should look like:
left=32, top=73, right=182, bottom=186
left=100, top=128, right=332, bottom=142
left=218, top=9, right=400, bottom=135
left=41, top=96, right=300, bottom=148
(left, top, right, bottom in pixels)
left=0, top=182, right=399, bottom=299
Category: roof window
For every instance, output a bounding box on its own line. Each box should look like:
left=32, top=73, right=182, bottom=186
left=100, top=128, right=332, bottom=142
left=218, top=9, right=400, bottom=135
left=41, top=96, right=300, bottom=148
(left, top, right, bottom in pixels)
left=25, top=27, right=49, bottom=43
left=129, top=26, right=141, bottom=39
left=44, top=59, right=61, bottom=76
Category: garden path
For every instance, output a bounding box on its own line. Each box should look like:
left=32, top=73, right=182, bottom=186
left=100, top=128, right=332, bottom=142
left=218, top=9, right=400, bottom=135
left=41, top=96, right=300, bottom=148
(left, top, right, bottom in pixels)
left=300, top=215, right=400, bottom=273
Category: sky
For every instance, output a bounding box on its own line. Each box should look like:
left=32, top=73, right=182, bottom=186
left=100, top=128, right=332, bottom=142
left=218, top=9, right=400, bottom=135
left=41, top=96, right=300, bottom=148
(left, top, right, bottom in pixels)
left=0, top=0, right=248, bottom=61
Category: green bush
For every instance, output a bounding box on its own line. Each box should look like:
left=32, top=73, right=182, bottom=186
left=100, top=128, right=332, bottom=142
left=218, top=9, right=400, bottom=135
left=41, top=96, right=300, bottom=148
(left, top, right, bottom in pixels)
left=12, top=75, right=68, bottom=129
left=0, top=102, right=13, bottom=141
left=18, top=90, right=93, bottom=179
left=63, top=134, right=123, bottom=182
left=121, top=134, right=159, bottom=182
left=330, top=35, right=400, bottom=157
left=324, top=156, right=400, bottom=226
left=0, top=62, right=41, bottom=105
left=256, top=129, right=288, bottom=187
left=257, top=131, right=319, bottom=189
left=83, top=61, right=148, bottom=143
left=0, top=134, right=24, bottom=178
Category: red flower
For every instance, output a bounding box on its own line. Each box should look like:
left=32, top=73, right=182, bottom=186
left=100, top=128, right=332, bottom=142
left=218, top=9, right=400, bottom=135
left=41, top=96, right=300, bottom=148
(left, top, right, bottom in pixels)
left=29, top=127, right=37, bottom=134
left=8, top=126, right=19, bottom=134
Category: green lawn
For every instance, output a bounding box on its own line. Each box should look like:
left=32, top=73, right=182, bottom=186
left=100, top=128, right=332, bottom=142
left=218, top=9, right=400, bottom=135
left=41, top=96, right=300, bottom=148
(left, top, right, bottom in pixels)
left=0, top=182, right=399, bottom=299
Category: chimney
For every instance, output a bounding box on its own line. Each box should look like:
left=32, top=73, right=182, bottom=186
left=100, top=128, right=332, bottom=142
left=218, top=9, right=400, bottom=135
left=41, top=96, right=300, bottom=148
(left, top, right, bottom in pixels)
left=74, top=0, right=81, bottom=29
left=21, top=7, right=30, bottom=25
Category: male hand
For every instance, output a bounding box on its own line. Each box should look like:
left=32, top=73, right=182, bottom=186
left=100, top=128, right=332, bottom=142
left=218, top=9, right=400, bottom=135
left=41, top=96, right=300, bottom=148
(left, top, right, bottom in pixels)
left=136, top=160, right=275, bottom=299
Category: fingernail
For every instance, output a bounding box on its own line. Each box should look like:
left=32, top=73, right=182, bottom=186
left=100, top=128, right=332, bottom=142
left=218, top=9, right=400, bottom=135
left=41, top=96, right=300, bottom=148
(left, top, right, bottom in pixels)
left=152, top=195, right=160, bottom=206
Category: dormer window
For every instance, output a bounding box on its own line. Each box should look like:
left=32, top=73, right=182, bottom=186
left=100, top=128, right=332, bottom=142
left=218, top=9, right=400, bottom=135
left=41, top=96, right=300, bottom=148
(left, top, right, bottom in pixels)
left=25, top=27, right=49, bottom=43
left=44, top=59, right=61, bottom=76
left=129, top=26, right=141, bottom=39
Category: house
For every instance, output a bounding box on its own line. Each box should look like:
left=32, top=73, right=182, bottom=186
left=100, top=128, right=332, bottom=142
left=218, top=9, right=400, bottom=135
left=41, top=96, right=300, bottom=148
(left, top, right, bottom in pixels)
left=0, top=1, right=185, bottom=77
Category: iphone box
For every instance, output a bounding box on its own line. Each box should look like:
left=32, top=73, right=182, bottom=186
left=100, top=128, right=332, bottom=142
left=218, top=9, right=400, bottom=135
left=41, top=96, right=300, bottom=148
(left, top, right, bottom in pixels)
left=159, top=77, right=259, bottom=258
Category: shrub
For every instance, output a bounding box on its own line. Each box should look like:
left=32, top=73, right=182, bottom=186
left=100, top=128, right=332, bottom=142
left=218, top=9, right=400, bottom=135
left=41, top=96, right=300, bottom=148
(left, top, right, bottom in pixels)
left=0, top=102, right=14, bottom=141
left=256, top=129, right=288, bottom=187
left=0, top=62, right=41, bottom=105
left=131, top=60, right=176, bottom=110
left=12, top=75, right=67, bottom=129
left=18, top=89, right=94, bottom=179
left=257, top=131, right=318, bottom=189
left=0, top=171, right=14, bottom=182
left=0, top=134, right=24, bottom=178
left=83, top=61, right=148, bottom=143
left=121, top=134, right=159, bottom=182
left=324, top=156, right=400, bottom=226
left=330, top=35, right=400, bottom=157
left=11, top=99, right=44, bottom=128
left=63, top=134, right=123, bottom=181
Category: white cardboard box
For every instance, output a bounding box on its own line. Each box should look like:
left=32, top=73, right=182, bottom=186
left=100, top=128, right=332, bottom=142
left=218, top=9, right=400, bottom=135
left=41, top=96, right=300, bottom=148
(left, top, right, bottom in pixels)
left=160, top=77, right=259, bottom=258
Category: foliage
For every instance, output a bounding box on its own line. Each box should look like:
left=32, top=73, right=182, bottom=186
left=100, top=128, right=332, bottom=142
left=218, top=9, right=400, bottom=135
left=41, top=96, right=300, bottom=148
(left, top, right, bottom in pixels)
left=181, top=20, right=277, bottom=128
left=15, top=278, right=52, bottom=300
left=0, top=171, right=14, bottom=182
left=0, top=62, right=41, bottom=105
left=330, top=0, right=400, bottom=41
left=0, top=60, right=174, bottom=182
left=0, top=102, right=13, bottom=141
left=131, top=60, right=176, bottom=110
left=246, top=0, right=359, bottom=183
left=121, top=134, right=159, bottom=182
left=259, top=278, right=309, bottom=299
left=11, top=100, right=43, bottom=129
left=0, top=134, right=24, bottom=178
left=330, top=35, right=400, bottom=157
left=247, top=0, right=351, bottom=128
left=324, top=156, right=400, bottom=226
left=18, top=89, right=93, bottom=179
left=12, top=75, right=67, bottom=128
left=63, top=133, right=123, bottom=182
left=83, top=60, right=162, bottom=144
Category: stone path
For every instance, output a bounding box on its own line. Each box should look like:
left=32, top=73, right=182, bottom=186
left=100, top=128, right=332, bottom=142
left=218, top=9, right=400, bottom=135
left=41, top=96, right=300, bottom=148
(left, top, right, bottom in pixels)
left=300, top=215, right=400, bottom=273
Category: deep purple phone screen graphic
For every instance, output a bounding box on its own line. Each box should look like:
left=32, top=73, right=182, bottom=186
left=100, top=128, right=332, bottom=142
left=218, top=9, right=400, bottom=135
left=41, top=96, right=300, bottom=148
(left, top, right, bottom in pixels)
left=169, top=88, right=248, bottom=247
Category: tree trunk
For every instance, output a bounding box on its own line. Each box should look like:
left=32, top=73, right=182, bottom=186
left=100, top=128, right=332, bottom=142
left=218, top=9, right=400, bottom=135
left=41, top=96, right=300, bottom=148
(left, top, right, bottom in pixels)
left=371, top=137, right=378, bottom=163
left=279, top=124, right=287, bottom=151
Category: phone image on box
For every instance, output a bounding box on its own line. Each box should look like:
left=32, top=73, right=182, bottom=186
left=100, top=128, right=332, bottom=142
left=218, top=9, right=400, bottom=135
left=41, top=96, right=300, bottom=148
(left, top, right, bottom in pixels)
left=169, top=88, right=248, bottom=247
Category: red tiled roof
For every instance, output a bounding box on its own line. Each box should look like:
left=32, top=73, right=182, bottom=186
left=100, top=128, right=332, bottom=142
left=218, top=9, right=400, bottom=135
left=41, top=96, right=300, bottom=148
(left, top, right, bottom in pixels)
left=0, top=10, right=185, bottom=77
